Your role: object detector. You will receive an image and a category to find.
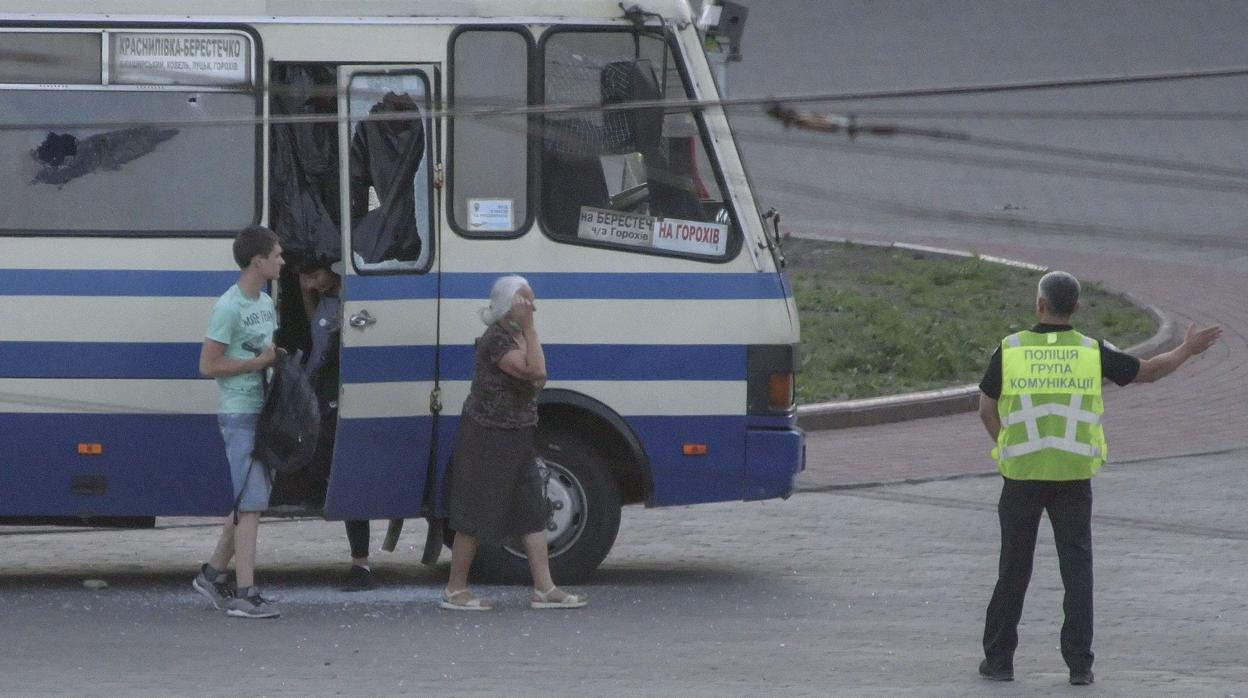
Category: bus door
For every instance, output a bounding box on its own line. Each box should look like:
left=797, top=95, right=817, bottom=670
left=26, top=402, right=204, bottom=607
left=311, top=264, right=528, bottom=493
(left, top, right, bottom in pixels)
left=325, top=64, right=441, bottom=519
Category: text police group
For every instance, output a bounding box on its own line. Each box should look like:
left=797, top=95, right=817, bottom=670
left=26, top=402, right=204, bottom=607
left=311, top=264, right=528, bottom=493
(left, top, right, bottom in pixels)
left=1007, top=348, right=1097, bottom=392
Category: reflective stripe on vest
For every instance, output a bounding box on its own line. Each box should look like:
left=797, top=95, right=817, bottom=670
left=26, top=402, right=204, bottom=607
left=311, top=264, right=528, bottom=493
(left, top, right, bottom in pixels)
left=995, top=330, right=1107, bottom=480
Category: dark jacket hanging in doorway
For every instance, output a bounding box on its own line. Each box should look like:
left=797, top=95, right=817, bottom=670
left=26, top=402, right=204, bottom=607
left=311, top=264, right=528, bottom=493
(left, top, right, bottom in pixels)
left=268, top=65, right=342, bottom=263
left=349, top=91, right=424, bottom=264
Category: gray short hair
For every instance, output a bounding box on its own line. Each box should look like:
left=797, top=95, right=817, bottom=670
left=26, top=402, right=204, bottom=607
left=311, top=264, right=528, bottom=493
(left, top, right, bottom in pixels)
left=478, top=275, right=530, bottom=325
left=1038, top=271, right=1080, bottom=316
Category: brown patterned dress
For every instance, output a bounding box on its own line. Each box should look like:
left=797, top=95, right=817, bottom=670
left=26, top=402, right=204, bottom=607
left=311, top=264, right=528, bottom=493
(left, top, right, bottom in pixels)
left=446, top=323, right=547, bottom=544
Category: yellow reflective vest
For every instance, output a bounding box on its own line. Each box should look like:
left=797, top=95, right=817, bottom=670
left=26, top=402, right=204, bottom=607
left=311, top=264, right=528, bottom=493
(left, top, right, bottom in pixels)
left=993, top=330, right=1106, bottom=480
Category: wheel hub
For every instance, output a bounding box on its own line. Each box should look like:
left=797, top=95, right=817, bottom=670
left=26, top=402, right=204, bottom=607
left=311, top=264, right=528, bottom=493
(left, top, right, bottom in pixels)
left=504, top=457, right=587, bottom=559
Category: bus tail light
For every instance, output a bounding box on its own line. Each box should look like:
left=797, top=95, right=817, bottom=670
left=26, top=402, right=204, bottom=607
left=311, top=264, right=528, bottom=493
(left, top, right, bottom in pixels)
left=747, top=344, right=799, bottom=415
left=767, top=373, right=794, bottom=412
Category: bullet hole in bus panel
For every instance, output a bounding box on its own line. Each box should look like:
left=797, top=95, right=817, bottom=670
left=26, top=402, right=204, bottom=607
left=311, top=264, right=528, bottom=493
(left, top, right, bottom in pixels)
left=30, top=127, right=179, bottom=187
left=33, top=132, right=77, bottom=167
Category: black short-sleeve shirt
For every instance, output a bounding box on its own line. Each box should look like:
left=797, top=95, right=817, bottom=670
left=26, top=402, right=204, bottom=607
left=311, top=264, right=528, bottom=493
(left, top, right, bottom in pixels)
left=979, top=323, right=1141, bottom=400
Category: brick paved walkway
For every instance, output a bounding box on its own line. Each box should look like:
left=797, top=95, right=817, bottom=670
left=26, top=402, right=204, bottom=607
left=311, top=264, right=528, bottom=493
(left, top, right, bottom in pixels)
left=798, top=235, right=1248, bottom=490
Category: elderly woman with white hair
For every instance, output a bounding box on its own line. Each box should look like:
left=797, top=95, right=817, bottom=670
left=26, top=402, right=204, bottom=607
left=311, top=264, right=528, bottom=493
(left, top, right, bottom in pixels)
left=440, top=275, right=587, bottom=611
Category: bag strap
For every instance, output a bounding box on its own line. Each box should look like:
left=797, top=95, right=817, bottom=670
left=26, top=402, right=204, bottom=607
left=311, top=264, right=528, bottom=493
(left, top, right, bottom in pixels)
left=234, top=347, right=275, bottom=525
left=231, top=455, right=255, bottom=526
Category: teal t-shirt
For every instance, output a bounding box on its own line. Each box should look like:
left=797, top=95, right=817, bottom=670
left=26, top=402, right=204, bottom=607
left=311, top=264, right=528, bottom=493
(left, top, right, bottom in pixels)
left=205, top=284, right=277, bottom=414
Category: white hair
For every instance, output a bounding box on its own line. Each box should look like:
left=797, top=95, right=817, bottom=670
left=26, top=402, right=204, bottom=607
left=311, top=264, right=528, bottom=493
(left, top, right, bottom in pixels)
left=478, top=274, right=530, bottom=325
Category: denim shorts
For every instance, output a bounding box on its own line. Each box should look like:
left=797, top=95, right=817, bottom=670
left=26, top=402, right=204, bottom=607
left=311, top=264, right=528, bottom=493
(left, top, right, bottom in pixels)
left=218, top=413, right=270, bottom=513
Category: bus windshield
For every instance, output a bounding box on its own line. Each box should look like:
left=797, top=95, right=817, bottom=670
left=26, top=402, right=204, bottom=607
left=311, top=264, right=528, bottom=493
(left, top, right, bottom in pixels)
left=540, top=28, right=738, bottom=260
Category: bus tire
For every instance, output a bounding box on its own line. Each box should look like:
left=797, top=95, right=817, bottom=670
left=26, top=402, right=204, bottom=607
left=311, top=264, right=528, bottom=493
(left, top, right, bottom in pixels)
left=468, top=426, right=622, bottom=584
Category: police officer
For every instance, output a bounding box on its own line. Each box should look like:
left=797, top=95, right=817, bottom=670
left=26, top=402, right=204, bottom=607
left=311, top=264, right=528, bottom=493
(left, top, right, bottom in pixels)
left=976, top=271, right=1220, bottom=686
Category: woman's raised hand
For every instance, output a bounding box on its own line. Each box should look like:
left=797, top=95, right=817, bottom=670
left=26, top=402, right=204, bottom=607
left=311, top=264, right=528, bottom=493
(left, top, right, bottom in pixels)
left=510, top=291, right=536, bottom=330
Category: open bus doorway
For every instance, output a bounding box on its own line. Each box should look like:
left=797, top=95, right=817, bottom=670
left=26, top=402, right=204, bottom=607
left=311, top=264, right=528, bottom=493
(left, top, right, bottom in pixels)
left=264, top=60, right=440, bottom=521
left=268, top=62, right=341, bottom=512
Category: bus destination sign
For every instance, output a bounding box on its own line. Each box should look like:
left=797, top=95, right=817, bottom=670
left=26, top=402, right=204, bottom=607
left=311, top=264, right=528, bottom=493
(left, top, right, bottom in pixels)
left=110, top=33, right=251, bottom=87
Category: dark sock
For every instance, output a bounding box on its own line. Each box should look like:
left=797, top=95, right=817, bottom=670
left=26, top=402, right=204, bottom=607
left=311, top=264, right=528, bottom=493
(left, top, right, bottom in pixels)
left=203, top=563, right=225, bottom=582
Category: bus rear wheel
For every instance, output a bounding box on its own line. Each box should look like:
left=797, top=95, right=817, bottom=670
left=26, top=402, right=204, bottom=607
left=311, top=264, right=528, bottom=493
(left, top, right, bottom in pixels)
left=466, top=426, right=622, bottom=583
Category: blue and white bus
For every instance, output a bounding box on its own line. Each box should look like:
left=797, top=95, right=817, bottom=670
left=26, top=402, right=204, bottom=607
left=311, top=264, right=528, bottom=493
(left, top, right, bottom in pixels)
left=0, top=0, right=803, bottom=578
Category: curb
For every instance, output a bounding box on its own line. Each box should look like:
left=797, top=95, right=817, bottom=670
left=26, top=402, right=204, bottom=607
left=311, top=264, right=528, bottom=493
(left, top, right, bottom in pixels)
left=794, top=238, right=1181, bottom=431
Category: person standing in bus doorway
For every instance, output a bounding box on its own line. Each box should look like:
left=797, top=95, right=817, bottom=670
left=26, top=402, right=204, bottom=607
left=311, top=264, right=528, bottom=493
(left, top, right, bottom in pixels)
left=297, top=258, right=378, bottom=592
left=977, top=271, right=1221, bottom=685
left=191, top=225, right=285, bottom=619
left=440, top=275, right=587, bottom=611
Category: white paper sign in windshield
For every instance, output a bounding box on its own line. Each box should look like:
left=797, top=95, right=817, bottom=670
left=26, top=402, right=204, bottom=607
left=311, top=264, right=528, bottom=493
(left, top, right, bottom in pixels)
left=110, top=33, right=251, bottom=87
left=577, top=207, right=654, bottom=248
left=577, top=206, right=728, bottom=256
left=652, top=218, right=729, bottom=256
left=468, top=198, right=514, bottom=232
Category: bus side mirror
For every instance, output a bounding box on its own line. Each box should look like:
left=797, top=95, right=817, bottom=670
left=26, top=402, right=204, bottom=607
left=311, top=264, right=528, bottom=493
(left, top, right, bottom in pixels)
left=698, top=1, right=749, bottom=61
left=600, top=152, right=649, bottom=211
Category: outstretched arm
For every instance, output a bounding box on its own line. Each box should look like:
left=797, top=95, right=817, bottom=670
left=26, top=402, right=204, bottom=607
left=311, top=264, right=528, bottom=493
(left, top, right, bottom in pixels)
left=1134, top=324, right=1221, bottom=384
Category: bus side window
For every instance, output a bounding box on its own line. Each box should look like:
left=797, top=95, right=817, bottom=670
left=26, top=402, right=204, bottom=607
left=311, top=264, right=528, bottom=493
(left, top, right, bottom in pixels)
left=0, top=31, right=257, bottom=236
left=449, top=29, right=530, bottom=237
left=349, top=91, right=424, bottom=264
left=345, top=72, right=434, bottom=273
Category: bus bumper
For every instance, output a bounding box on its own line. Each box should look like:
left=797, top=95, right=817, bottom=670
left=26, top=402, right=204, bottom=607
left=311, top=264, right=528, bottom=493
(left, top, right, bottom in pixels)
left=743, top=427, right=806, bottom=501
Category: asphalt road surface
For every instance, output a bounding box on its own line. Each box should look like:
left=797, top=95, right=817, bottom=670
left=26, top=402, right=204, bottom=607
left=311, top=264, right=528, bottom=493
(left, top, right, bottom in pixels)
left=3, top=449, right=1246, bottom=696
left=727, top=0, right=1248, bottom=268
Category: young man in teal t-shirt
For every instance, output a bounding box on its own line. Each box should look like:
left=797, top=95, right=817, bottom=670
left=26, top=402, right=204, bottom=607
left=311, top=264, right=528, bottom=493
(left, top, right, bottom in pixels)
left=192, top=225, right=285, bottom=619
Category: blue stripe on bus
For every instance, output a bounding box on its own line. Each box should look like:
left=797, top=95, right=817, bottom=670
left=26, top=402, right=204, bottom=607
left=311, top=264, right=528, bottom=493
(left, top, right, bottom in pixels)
left=0, top=270, right=237, bottom=297
left=0, top=411, right=800, bottom=517
left=340, top=345, right=438, bottom=382
left=319, top=272, right=790, bottom=301
left=0, top=341, right=746, bottom=381
left=0, top=341, right=202, bottom=379
left=0, top=270, right=789, bottom=301
left=340, top=344, right=746, bottom=383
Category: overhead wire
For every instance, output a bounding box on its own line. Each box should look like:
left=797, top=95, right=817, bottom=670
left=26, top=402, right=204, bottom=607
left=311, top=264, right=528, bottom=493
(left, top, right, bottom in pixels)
left=743, top=172, right=1248, bottom=251
left=748, top=108, right=1248, bottom=122
left=729, top=126, right=1248, bottom=195
left=762, top=106, right=1248, bottom=180
left=4, top=64, right=1248, bottom=130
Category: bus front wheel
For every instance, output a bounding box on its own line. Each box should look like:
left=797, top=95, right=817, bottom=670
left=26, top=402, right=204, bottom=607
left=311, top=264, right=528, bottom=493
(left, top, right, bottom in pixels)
left=465, top=426, right=622, bottom=583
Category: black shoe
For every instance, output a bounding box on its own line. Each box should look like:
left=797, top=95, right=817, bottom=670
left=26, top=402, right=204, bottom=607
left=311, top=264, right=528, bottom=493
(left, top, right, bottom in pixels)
left=978, top=659, right=1014, bottom=682
left=340, top=564, right=379, bottom=592
left=1070, top=670, right=1094, bottom=686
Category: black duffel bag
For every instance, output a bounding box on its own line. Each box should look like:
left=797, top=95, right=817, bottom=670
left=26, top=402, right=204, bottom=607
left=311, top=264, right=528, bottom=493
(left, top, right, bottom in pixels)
left=253, top=351, right=321, bottom=475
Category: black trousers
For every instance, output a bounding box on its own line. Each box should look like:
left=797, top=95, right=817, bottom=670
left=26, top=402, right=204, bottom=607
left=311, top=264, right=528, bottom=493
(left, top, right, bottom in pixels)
left=983, top=477, right=1094, bottom=673
left=345, top=520, right=371, bottom=560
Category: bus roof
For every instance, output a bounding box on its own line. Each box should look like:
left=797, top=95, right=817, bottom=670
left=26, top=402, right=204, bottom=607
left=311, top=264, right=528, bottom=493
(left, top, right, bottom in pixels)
left=0, top=0, right=695, bottom=22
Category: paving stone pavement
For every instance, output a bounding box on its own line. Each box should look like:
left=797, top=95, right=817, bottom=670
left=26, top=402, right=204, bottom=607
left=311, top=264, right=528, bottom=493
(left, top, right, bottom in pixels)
left=798, top=234, right=1248, bottom=491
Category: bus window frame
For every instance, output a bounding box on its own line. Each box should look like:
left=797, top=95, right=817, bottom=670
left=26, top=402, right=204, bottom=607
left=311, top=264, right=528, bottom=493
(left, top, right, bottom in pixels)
left=0, top=22, right=263, bottom=238
left=535, top=24, right=744, bottom=264
left=445, top=24, right=537, bottom=241
left=340, top=64, right=440, bottom=277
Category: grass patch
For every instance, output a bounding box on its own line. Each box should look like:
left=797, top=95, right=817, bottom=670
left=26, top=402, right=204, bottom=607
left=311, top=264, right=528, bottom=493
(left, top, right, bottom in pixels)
left=786, top=237, right=1156, bottom=403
